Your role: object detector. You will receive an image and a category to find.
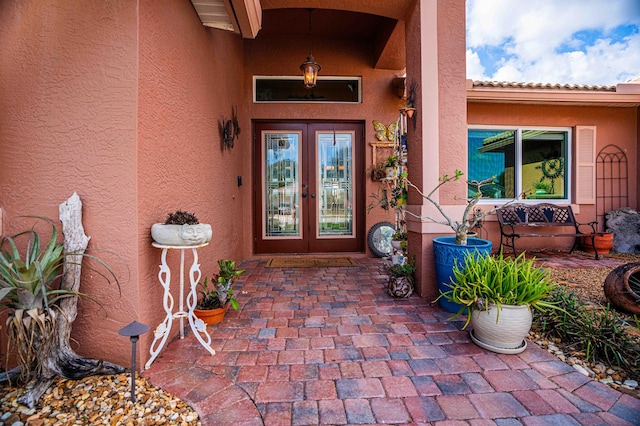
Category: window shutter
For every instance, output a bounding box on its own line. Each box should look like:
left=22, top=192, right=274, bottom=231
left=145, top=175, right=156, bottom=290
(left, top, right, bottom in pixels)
left=575, top=126, right=596, bottom=204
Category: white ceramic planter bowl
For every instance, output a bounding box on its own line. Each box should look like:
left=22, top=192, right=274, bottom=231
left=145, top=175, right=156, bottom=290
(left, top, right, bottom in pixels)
left=151, top=223, right=212, bottom=246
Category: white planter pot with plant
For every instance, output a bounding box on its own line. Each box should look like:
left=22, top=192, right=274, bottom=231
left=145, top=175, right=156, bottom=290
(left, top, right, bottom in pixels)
left=438, top=252, right=559, bottom=354
left=151, top=210, right=212, bottom=246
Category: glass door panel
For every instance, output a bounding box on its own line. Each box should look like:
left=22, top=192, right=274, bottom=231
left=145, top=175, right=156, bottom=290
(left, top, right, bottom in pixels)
left=263, top=131, right=301, bottom=239
left=316, top=131, right=354, bottom=238
left=254, top=121, right=364, bottom=254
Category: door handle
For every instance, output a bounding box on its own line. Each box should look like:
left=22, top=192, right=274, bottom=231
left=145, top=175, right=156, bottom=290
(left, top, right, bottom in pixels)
left=311, top=193, right=316, bottom=198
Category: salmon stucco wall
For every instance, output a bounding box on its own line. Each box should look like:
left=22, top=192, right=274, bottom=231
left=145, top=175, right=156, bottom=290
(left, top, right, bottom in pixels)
left=468, top=102, right=639, bottom=251
left=0, top=1, right=139, bottom=366
left=404, top=0, right=468, bottom=299
left=137, top=1, right=246, bottom=367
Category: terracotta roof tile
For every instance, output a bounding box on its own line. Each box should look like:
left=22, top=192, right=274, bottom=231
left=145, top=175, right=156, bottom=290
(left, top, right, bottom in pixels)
left=472, top=80, right=616, bottom=92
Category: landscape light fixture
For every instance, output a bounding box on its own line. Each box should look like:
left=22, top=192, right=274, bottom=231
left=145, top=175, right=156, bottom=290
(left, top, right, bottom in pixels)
left=300, top=8, right=321, bottom=89
left=118, top=320, right=150, bottom=403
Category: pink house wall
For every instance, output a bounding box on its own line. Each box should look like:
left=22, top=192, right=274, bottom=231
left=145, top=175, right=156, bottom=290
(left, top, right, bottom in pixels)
left=468, top=102, right=639, bottom=251
left=0, top=1, right=139, bottom=366
left=0, top=0, right=247, bottom=368
left=137, top=0, right=246, bottom=367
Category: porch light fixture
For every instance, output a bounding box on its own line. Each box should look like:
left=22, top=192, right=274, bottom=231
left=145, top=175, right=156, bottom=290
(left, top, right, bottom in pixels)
left=300, top=8, right=321, bottom=89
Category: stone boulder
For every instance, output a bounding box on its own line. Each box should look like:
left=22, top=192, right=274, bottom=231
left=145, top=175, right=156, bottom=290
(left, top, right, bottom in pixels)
left=605, top=208, right=640, bottom=254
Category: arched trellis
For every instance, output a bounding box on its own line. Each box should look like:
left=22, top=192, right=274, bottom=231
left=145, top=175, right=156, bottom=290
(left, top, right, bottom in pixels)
left=596, top=144, right=628, bottom=231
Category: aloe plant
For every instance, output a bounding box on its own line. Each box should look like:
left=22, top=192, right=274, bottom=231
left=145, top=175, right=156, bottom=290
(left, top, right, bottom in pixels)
left=438, top=252, right=559, bottom=328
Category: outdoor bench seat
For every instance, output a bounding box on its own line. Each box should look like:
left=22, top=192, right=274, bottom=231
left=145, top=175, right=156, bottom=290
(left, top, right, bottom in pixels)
left=496, top=203, right=601, bottom=259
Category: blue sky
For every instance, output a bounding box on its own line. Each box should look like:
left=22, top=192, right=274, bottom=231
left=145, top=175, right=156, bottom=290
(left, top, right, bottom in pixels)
left=466, top=0, right=640, bottom=85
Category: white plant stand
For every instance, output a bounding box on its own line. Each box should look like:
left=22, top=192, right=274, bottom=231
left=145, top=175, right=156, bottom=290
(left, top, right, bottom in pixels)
left=145, top=242, right=215, bottom=369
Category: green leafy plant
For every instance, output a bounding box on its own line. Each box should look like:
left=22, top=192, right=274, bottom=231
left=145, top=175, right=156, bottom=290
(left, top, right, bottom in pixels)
left=388, top=255, right=416, bottom=278
left=197, top=259, right=245, bottom=311
left=533, top=181, right=551, bottom=193
left=533, top=286, right=640, bottom=375
left=164, top=210, right=199, bottom=225
left=438, top=252, right=559, bottom=328
left=384, top=155, right=398, bottom=168
left=0, top=217, right=118, bottom=378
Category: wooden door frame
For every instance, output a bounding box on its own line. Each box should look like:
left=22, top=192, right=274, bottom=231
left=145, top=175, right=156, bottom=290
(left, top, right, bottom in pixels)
left=253, top=120, right=365, bottom=255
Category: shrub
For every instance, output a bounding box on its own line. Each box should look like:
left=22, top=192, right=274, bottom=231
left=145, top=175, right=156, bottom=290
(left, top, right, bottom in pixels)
left=533, top=286, right=640, bottom=376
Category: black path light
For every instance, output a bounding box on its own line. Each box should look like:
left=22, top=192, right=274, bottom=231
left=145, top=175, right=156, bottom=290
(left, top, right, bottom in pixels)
left=118, top=320, right=150, bottom=403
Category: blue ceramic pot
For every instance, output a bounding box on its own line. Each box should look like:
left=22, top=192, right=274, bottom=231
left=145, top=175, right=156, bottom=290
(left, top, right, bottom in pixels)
left=433, top=236, right=493, bottom=313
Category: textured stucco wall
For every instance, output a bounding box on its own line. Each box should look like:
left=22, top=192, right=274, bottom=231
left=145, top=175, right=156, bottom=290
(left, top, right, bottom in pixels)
left=0, top=1, right=139, bottom=365
left=137, top=0, right=246, bottom=367
left=404, top=0, right=467, bottom=299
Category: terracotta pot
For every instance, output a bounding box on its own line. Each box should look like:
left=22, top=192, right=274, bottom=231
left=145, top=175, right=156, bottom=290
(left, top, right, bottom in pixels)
left=579, top=232, right=614, bottom=255
left=194, top=307, right=226, bottom=325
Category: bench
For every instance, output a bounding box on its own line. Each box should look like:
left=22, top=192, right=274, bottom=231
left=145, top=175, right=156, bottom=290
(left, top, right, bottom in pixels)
left=496, top=203, right=600, bottom=259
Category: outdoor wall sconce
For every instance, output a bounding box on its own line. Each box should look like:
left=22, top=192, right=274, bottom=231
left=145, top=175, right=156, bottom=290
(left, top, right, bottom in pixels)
left=392, top=77, right=406, bottom=99
left=118, top=320, right=150, bottom=403
left=300, top=9, right=321, bottom=89
left=222, top=106, right=240, bottom=149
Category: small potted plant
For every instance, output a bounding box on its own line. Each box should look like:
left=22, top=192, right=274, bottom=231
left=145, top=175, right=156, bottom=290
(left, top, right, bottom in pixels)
left=151, top=210, right=212, bottom=246
left=387, top=255, right=416, bottom=298
left=533, top=181, right=551, bottom=195
left=384, top=155, right=399, bottom=179
left=438, top=252, right=559, bottom=354
left=194, top=259, right=245, bottom=325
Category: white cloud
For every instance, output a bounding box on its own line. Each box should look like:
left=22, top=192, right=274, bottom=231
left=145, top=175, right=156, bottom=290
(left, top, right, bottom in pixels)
left=467, top=0, right=640, bottom=84
left=466, top=49, right=488, bottom=80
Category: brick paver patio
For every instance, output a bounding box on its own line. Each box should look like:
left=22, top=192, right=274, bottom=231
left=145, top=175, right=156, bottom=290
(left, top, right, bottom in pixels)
left=143, top=255, right=640, bottom=425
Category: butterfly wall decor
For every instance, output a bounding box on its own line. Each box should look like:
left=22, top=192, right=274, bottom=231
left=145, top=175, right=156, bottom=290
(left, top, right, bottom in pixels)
left=372, top=120, right=397, bottom=142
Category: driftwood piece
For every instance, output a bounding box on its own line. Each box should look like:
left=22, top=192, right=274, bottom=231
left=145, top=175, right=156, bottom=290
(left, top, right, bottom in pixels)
left=9, top=193, right=125, bottom=408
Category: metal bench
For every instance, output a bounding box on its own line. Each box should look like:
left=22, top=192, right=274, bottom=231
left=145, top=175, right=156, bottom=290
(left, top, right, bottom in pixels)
left=496, top=203, right=600, bottom=259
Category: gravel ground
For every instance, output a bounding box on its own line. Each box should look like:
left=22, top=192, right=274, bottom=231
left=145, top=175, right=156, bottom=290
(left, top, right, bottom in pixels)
left=0, top=374, right=201, bottom=425
left=1, top=251, right=639, bottom=424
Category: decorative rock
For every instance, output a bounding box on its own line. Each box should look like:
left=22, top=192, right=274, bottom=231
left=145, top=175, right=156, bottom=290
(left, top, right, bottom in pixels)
left=623, top=379, right=638, bottom=388
left=0, top=375, right=201, bottom=425
left=605, top=208, right=640, bottom=254
left=572, top=364, right=590, bottom=376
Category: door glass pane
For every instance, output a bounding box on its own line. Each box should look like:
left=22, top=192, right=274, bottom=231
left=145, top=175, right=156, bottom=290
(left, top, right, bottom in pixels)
left=317, top=131, right=354, bottom=237
left=264, top=132, right=300, bottom=237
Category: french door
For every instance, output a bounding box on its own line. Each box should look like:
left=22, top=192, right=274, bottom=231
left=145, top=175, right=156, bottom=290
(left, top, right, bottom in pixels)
left=254, top=122, right=364, bottom=254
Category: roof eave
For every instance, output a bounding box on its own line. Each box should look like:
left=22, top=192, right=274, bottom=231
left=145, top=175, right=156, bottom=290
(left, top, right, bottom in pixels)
left=466, top=80, right=640, bottom=107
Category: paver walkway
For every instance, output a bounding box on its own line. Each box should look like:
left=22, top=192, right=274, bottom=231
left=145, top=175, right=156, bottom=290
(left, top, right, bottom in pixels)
left=143, top=255, right=640, bottom=425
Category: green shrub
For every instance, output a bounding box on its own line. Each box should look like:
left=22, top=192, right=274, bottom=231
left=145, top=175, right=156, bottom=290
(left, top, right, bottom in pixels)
left=533, top=286, right=640, bottom=376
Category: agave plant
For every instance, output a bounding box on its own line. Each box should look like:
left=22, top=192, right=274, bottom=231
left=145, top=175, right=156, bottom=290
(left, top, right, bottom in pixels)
left=0, top=218, right=101, bottom=379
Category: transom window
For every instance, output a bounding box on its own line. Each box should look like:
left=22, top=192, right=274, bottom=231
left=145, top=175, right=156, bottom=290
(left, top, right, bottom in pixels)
left=468, top=127, right=570, bottom=202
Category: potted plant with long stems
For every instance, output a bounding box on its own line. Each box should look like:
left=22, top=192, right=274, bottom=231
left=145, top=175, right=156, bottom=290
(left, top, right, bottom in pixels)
left=438, top=252, right=559, bottom=354
left=194, top=259, right=245, bottom=325
left=399, top=170, right=518, bottom=312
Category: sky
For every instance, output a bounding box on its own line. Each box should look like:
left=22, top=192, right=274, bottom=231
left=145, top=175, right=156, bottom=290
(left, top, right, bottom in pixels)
left=466, top=0, right=640, bottom=86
